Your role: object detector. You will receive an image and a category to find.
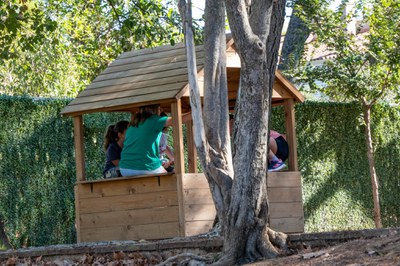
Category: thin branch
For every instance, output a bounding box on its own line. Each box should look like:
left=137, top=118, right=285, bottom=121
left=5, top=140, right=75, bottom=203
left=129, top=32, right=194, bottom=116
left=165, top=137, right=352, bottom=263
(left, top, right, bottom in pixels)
left=106, top=0, right=124, bottom=30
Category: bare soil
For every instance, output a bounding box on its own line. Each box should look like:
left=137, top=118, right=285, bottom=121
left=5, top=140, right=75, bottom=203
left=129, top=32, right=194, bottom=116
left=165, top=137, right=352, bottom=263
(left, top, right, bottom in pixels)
left=250, top=232, right=400, bottom=266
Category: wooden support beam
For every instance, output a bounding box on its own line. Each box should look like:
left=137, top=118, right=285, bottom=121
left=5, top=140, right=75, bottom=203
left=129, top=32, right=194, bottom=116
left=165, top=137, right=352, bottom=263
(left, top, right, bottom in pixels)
left=171, top=100, right=186, bottom=236
left=186, top=120, right=198, bottom=173
left=284, top=99, right=298, bottom=171
left=73, top=116, right=86, bottom=181
left=74, top=185, right=81, bottom=243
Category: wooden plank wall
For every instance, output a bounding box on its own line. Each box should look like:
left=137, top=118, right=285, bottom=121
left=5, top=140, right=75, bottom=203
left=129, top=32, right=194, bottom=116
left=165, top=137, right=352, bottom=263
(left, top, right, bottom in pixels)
left=76, top=175, right=180, bottom=242
left=268, top=171, right=304, bottom=233
left=182, top=172, right=304, bottom=236
left=182, top=174, right=216, bottom=236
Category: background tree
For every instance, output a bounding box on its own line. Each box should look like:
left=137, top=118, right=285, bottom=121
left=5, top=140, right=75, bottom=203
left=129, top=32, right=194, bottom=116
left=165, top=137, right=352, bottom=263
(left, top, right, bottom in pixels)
left=296, top=0, right=400, bottom=228
left=179, top=0, right=288, bottom=264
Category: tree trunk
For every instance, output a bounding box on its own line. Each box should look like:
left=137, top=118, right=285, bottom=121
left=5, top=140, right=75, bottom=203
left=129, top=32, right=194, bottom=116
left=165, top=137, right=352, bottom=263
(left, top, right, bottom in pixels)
left=203, top=0, right=234, bottom=227
left=362, top=102, right=382, bottom=228
left=279, top=7, right=310, bottom=72
left=219, top=0, right=286, bottom=264
left=178, top=0, right=234, bottom=232
left=179, top=0, right=288, bottom=264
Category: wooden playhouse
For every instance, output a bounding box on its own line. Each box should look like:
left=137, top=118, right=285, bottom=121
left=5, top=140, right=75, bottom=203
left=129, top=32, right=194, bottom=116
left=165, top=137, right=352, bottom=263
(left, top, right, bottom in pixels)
left=61, top=40, right=305, bottom=243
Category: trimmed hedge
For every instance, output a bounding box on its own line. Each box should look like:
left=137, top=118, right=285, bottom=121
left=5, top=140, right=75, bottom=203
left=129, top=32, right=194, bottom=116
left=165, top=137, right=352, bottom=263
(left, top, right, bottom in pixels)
left=0, top=96, right=399, bottom=248
left=272, top=101, right=400, bottom=232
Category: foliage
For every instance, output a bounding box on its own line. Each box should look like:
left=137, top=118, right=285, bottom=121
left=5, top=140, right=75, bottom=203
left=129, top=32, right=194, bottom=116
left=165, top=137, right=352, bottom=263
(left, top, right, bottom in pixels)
left=0, top=0, right=197, bottom=97
left=273, top=101, right=400, bottom=231
left=0, top=95, right=128, bottom=247
left=294, top=0, right=400, bottom=103
left=1, top=97, right=399, bottom=248
left=0, top=0, right=57, bottom=59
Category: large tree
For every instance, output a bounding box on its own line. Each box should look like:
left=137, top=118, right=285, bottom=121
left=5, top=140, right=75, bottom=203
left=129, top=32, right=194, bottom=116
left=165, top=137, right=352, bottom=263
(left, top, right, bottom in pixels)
left=297, top=0, right=400, bottom=228
left=179, top=0, right=288, bottom=264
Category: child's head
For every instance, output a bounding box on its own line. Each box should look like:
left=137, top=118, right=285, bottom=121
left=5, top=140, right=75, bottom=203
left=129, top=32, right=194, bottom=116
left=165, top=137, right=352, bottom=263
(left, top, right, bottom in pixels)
left=131, top=104, right=160, bottom=127
left=104, top=120, right=129, bottom=150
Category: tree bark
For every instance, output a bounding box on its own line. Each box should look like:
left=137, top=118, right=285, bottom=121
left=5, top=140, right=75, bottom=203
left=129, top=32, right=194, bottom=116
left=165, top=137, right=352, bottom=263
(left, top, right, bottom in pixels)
left=220, top=0, right=286, bottom=264
left=362, top=101, right=382, bottom=228
left=180, top=0, right=288, bottom=264
left=203, top=0, right=234, bottom=226
left=178, top=0, right=234, bottom=233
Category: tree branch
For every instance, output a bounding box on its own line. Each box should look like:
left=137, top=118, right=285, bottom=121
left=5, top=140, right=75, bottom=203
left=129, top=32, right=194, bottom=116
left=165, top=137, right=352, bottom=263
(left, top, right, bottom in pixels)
left=225, top=0, right=260, bottom=54
left=106, top=0, right=124, bottom=30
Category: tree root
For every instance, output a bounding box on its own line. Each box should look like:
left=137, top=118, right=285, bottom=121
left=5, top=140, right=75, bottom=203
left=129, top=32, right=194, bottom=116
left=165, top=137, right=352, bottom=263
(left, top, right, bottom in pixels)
left=267, top=228, right=290, bottom=255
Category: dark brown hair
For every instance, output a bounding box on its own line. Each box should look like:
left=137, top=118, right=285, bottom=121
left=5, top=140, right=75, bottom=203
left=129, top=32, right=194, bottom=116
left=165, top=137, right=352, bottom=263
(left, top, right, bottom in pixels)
left=103, top=120, right=129, bottom=150
left=130, top=104, right=160, bottom=127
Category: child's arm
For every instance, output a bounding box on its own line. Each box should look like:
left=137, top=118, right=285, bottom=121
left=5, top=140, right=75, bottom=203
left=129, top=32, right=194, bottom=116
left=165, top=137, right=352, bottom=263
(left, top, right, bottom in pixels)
left=165, top=146, right=175, bottom=165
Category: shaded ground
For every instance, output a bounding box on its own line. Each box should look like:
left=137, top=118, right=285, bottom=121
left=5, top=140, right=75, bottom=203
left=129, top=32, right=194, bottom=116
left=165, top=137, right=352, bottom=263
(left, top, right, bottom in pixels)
left=1, top=228, right=400, bottom=265
left=251, top=232, right=400, bottom=266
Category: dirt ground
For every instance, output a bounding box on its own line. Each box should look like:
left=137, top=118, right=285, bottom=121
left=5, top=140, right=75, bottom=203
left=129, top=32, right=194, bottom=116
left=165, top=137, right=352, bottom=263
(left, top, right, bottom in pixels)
left=251, top=233, right=400, bottom=266
left=1, top=230, right=400, bottom=265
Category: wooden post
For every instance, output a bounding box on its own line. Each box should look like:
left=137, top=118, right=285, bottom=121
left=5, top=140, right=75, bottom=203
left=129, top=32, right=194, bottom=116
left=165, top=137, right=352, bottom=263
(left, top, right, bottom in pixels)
left=171, top=100, right=186, bottom=236
left=73, top=116, right=86, bottom=181
left=186, top=120, right=198, bottom=173
left=284, top=99, right=299, bottom=171
left=73, top=115, right=85, bottom=243
left=74, top=185, right=81, bottom=243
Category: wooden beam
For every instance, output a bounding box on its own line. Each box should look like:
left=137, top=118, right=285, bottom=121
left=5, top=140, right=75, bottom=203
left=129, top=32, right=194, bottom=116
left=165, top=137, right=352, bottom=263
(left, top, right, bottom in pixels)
left=73, top=116, right=86, bottom=181
left=186, top=120, right=198, bottom=173
left=284, top=98, right=298, bottom=171
left=74, top=185, right=81, bottom=243
left=171, top=100, right=186, bottom=236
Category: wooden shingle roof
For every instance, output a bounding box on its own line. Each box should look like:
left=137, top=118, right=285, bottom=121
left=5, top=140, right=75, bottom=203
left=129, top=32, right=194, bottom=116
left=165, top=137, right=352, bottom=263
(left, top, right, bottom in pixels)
left=61, top=41, right=304, bottom=116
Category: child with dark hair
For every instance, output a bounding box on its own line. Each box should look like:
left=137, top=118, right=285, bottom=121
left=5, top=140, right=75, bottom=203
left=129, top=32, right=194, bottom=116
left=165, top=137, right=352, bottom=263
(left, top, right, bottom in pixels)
left=103, top=120, right=129, bottom=178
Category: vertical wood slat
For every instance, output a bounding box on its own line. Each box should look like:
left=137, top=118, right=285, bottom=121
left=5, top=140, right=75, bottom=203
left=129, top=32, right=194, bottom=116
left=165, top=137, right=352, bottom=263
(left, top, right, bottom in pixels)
left=171, top=100, right=186, bottom=236
left=186, top=120, right=198, bottom=173
left=73, top=116, right=86, bottom=181
left=284, top=98, right=298, bottom=171
left=74, top=185, right=81, bottom=243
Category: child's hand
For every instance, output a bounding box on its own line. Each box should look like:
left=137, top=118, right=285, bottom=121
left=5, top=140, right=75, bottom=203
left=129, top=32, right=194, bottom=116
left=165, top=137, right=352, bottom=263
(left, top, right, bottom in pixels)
left=162, top=161, right=170, bottom=168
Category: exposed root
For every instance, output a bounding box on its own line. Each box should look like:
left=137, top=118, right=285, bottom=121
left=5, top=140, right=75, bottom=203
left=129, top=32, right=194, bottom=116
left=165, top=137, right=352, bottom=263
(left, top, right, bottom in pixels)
left=257, top=232, right=280, bottom=259
left=209, top=254, right=236, bottom=266
left=157, top=253, right=212, bottom=266
left=267, top=228, right=290, bottom=255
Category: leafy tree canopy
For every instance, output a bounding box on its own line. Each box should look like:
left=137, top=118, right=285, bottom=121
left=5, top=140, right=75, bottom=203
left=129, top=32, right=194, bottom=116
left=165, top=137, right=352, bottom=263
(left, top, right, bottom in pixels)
left=294, top=0, right=400, bottom=104
left=0, top=0, right=194, bottom=97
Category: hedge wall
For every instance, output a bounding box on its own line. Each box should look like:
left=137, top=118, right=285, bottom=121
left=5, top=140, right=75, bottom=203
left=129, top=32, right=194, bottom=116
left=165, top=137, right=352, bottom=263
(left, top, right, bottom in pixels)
left=0, top=96, right=399, bottom=248
left=272, top=101, right=400, bottom=232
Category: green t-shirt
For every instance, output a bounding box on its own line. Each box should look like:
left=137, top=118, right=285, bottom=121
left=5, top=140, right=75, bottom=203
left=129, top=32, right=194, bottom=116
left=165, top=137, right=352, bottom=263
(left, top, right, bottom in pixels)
left=120, top=115, right=168, bottom=170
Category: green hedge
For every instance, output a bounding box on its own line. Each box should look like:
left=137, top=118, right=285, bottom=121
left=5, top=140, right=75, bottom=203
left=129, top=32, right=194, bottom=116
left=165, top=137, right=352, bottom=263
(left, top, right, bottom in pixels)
left=272, top=101, right=400, bottom=232
left=0, top=96, right=399, bottom=248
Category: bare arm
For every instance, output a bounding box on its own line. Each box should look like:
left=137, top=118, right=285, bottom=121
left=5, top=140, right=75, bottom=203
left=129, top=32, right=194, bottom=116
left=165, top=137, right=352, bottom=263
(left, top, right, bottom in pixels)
left=165, top=146, right=175, bottom=165
left=164, top=112, right=192, bottom=127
